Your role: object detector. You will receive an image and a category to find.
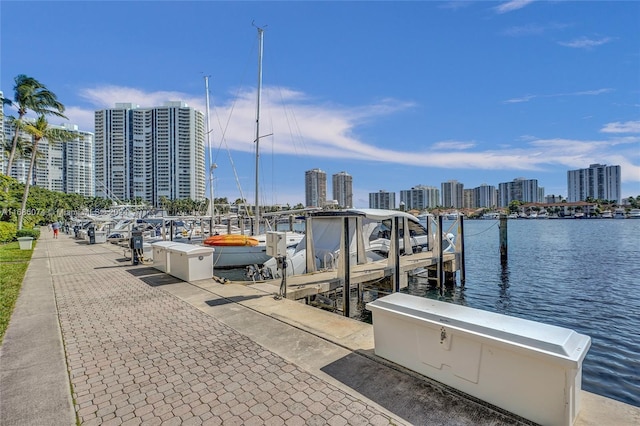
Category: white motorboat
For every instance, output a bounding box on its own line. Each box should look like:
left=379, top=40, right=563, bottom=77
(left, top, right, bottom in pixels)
left=628, top=208, right=640, bottom=219
left=614, top=208, right=626, bottom=219
left=250, top=208, right=454, bottom=280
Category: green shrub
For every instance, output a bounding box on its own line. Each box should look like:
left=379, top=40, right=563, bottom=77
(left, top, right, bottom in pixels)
left=0, top=222, right=17, bottom=243
left=15, top=228, right=40, bottom=240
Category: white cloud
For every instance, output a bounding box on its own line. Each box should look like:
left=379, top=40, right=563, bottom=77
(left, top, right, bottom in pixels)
left=503, top=88, right=612, bottom=104
left=558, top=36, right=613, bottom=49
left=431, top=140, right=477, bottom=150
left=502, top=22, right=570, bottom=37
left=57, top=85, right=639, bottom=187
left=600, top=120, right=640, bottom=134
left=504, top=94, right=537, bottom=104
left=494, top=0, right=535, bottom=14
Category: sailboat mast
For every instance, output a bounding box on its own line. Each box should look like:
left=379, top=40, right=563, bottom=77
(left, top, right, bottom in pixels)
left=204, top=75, right=216, bottom=236
left=254, top=26, right=264, bottom=233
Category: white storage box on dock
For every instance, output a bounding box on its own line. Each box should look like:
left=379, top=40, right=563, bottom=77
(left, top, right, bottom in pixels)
left=367, top=293, right=591, bottom=426
left=166, top=244, right=214, bottom=282
left=151, top=241, right=179, bottom=273
left=94, top=231, right=107, bottom=244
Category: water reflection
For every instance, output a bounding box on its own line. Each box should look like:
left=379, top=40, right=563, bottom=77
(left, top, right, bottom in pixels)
left=496, top=263, right=510, bottom=313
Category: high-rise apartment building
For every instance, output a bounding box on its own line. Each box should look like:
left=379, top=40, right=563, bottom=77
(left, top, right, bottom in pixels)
left=567, top=164, right=621, bottom=203
left=498, top=177, right=541, bottom=207
left=305, top=168, right=327, bottom=207
left=474, top=184, right=497, bottom=208
left=95, top=102, right=205, bottom=206
left=369, top=190, right=395, bottom=210
left=441, top=180, right=464, bottom=208
left=332, top=171, right=353, bottom=208
left=399, top=185, right=439, bottom=210
left=2, top=116, right=95, bottom=196
left=463, top=189, right=474, bottom=209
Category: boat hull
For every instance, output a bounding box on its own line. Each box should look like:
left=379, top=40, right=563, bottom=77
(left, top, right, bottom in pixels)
left=212, top=245, right=270, bottom=269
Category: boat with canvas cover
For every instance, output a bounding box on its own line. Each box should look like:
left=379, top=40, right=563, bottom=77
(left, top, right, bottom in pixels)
left=249, top=208, right=453, bottom=280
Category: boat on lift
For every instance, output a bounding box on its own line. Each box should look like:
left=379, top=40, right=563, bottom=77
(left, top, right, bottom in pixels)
left=248, top=208, right=455, bottom=281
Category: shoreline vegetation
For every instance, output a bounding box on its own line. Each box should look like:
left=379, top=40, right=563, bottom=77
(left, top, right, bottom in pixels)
left=0, top=241, right=33, bottom=344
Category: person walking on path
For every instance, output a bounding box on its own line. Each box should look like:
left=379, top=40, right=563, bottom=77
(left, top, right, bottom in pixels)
left=51, top=221, right=60, bottom=239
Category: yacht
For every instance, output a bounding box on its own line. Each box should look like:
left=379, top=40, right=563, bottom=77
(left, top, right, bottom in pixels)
left=614, top=208, right=626, bottom=219
left=249, top=209, right=454, bottom=281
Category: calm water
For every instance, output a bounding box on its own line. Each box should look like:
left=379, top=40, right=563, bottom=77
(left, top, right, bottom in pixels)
left=404, top=219, right=640, bottom=408
left=216, top=219, right=640, bottom=407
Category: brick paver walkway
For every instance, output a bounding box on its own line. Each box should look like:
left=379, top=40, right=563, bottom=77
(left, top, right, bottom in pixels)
left=51, top=244, right=396, bottom=425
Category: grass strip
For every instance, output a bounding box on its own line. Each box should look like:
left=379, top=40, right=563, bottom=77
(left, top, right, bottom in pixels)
left=0, top=242, right=33, bottom=344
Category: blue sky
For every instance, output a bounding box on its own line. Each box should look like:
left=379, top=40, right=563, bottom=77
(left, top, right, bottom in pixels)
left=2, top=1, right=639, bottom=207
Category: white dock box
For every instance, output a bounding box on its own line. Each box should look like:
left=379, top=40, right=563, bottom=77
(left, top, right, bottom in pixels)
left=94, top=231, right=107, bottom=244
left=367, top=293, right=591, bottom=426
left=151, top=241, right=179, bottom=273
left=166, top=244, right=214, bottom=282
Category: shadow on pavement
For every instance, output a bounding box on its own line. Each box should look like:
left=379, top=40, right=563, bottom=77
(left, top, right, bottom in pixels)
left=205, top=294, right=264, bottom=307
left=320, top=352, right=531, bottom=426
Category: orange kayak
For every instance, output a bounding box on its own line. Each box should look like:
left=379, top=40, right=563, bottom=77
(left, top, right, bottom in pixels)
left=203, top=234, right=259, bottom=247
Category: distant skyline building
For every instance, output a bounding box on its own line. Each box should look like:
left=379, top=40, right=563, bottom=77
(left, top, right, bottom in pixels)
left=332, top=171, right=353, bottom=208
left=498, top=177, right=542, bottom=207
left=463, top=189, right=474, bottom=209
left=94, top=102, right=205, bottom=206
left=474, top=184, right=498, bottom=208
left=567, top=164, right=621, bottom=204
left=545, top=194, right=563, bottom=204
left=399, top=185, right=439, bottom=210
left=369, top=190, right=396, bottom=210
left=305, top=168, right=327, bottom=207
left=441, top=180, right=464, bottom=208
left=2, top=116, right=95, bottom=196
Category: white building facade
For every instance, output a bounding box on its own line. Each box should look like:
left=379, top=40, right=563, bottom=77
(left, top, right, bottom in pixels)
left=498, top=177, right=542, bottom=207
left=441, top=180, right=464, bottom=208
left=474, top=184, right=498, bottom=208
left=305, top=168, right=327, bottom=208
left=567, top=164, right=621, bottom=203
left=400, top=185, right=440, bottom=210
left=369, top=190, right=396, bottom=210
left=332, top=171, right=353, bottom=208
left=2, top=116, right=94, bottom=196
left=94, top=102, right=205, bottom=206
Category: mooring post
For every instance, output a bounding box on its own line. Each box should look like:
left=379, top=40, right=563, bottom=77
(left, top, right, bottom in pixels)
left=499, top=214, right=508, bottom=265
left=394, top=216, right=401, bottom=293
left=438, top=214, right=444, bottom=295
left=458, top=215, right=466, bottom=286
left=342, top=217, right=351, bottom=317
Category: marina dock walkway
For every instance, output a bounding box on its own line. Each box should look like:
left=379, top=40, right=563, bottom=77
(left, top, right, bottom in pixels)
left=1, top=229, right=638, bottom=425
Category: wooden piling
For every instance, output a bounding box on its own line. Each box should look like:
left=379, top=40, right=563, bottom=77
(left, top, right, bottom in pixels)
left=393, top=216, right=401, bottom=293
left=499, top=214, right=508, bottom=264
left=438, top=215, right=444, bottom=295
left=458, top=215, right=466, bottom=286
left=342, top=217, right=351, bottom=317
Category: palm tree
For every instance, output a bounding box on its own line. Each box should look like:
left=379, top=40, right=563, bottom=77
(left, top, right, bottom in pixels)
left=2, top=131, right=31, bottom=162
left=17, top=115, right=77, bottom=229
left=2, top=75, right=67, bottom=175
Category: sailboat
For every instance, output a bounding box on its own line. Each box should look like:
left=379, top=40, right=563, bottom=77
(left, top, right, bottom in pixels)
left=204, top=25, right=304, bottom=268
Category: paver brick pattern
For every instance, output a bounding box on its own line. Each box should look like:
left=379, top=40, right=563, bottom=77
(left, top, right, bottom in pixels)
left=53, top=259, right=397, bottom=425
